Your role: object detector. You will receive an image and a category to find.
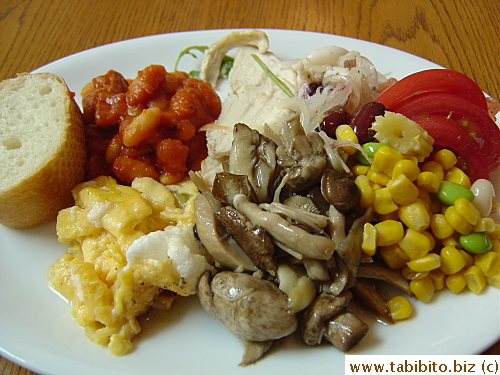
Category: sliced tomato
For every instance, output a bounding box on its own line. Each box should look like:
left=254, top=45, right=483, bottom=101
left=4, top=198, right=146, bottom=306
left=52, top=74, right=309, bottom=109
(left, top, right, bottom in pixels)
left=391, top=92, right=500, bottom=171
left=410, top=115, right=490, bottom=181
left=375, top=69, right=488, bottom=112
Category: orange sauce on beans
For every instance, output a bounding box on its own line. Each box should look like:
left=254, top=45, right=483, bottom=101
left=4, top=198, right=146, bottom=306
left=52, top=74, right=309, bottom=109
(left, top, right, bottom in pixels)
left=82, top=65, right=221, bottom=185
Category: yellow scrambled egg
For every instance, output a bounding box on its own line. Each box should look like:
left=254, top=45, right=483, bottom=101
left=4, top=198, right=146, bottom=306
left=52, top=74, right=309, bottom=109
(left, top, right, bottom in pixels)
left=48, top=175, right=212, bottom=355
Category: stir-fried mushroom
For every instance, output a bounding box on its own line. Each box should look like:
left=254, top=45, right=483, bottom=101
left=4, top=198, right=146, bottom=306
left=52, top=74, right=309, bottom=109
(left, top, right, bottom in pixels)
left=302, top=258, right=330, bottom=281
left=240, top=340, right=273, bottom=367
left=321, top=169, right=360, bottom=214
left=259, top=201, right=329, bottom=234
left=282, top=195, right=321, bottom=214
left=212, top=172, right=257, bottom=205
left=322, top=254, right=352, bottom=296
left=232, top=194, right=336, bottom=260
left=323, top=311, right=369, bottom=352
left=275, top=118, right=326, bottom=197
left=301, top=290, right=353, bottom=345
left=229, top=123, right=279, bottom=203
left=330, top=205, right=373, bottom=276
left=194, top=194, right=257, bottom=272
left=197, top=271, right=298, bottom=341
left=216, top=205, right=276, bottom=273
left=351, top=278, right=394, bottom=324
left=357, top=263, right=413, bottom=296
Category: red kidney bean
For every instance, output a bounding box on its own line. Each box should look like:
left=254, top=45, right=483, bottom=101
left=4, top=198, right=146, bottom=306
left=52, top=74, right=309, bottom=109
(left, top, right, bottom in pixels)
left=319, top=105, right=351, bottom=138
left=349, top=101, right=386, bottom=144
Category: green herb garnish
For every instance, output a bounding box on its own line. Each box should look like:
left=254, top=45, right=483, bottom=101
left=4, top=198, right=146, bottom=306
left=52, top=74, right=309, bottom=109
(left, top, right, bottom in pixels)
left=251, top=54, right=294, bottom=98
left=173, top=46, right=208, bottom=73
left=174, top=45, right=235, bottom=79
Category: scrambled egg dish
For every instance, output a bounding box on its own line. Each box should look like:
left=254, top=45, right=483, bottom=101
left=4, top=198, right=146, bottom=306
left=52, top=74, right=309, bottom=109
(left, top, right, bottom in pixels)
left=48, top=175, right=213, bottom=355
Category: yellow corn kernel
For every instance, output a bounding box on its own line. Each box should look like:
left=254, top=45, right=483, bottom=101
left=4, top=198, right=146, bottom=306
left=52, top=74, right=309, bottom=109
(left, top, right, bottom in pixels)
left=352, top=164, right=370, bottom=176
left=373, top=187, right=399, bottom=215
left=387, top=174, right=419, bottom=206
left=473, top=218, right=497, bottom=233
left=417, top=171, right=441, bottom=193
left=492, top=199, right=499, bottom=215
left=441, top=233, right=461, bottom=248
left=370, top=146, right=404, bottom=176
left=374, top=220, right=404, bottom=246
left=430, top=213, right=455, bottom=239
left=491, top=239, right=500, bottom=254
left=410, top=276, right=435, bottom=302
left=459, top=250, right=474, bottom=268
left=335, top=125, right=359, bottom=155
left=362, top=223, right=377, bottom=256
left=398, top=229, right=432, bottom=260
left=421, top=230, right=436, bottom=252
left=474, top=251, right=500, bottom=277
left=463, top=265, right=486, bottom=294
left=487, top=223, right=500, bottom=241
left=487, top=273, right=500, bottom=288
left=387, top=296, right=413, bottom=320
left=371, top=182, right=383, bottom=190
left=417, top=187, right=432, bottom=206
left=432, top=149, right=457, bottom=170
left=392, top=159, right=420, bottom=181
left=446, top=271, right=467, bottom=293
left=380, top=244, right=410, bottom=269
left=420, top=160, right=444, bottom=181
left=440, top=246, right=466, bottom=275
left=402, top=265, right=429, bottom=280
left=403, top=155, right=419, bottom=164
left=429, top=269, right=446, bottom=291
left=398, top=199, right=431, bottom=232
left=367, top=168, right=390, bottom=186
left=407, top=253, right=441, bottom=272
left=444, top=166, right=471, bottom=188
left=444, top=206, right=473, bottom=235
left=454, top=197, right=480, bottom=226
left=354, top=175, right=374, bottom=208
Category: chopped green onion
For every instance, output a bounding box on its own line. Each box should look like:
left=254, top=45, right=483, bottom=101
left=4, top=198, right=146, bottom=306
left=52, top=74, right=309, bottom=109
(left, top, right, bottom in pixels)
left=251, top=54, right=294, bottom=98
left=173, top=45, right=208, bottom=72
left=220, top=55, right=234, bottom=79
left=174, top=45, right=234, bottom=80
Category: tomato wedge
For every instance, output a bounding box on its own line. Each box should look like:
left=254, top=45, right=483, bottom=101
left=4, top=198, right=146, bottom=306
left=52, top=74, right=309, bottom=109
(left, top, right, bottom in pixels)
left=391, top=92, right=500, bottom=171
left=375, top=69, right=488, bottom=112
left=409, top=115, right=490, bottom=181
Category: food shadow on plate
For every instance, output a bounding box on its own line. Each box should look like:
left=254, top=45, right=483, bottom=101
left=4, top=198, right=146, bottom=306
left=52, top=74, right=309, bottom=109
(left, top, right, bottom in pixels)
left=135, top=294, right=200, bottom=342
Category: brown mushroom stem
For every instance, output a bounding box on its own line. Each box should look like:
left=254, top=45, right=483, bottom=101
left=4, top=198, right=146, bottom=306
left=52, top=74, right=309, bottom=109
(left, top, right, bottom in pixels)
left=194, top=194, right=257, bottom=272
left=323, top=311, right=369, bottom=352
left=351, top=278, right=394, bottom=324
left=357, top=263, right=413, bottom=296
left=232, top=194, right=336, bottom=260
left=301, top=291, right=352, bottom=345
left=216, top=205, right=276, bottom=273
left=239, top=340, right=274, bottom=367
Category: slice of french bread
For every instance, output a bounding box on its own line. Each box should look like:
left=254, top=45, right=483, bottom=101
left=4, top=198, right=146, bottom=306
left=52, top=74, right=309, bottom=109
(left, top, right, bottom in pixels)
left=0, top=72, right=87, bottom=228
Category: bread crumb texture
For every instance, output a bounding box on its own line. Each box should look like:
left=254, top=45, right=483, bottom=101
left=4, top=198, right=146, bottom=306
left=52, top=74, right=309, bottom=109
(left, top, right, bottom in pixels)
left=0, top=73, right=86, bottom=228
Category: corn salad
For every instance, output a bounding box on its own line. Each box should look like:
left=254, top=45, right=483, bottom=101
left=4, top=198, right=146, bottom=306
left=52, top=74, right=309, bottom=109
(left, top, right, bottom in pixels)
left=339, top=113, right=500, bottom=317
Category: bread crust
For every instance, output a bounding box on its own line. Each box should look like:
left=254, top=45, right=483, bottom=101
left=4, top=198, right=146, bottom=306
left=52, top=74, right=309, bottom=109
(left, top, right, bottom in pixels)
left=0, top=73, right=87, bottom=228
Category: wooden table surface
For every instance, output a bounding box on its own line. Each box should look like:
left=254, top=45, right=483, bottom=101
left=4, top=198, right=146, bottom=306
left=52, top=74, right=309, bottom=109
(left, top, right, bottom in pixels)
left=1, top=0, right=498, bottom=373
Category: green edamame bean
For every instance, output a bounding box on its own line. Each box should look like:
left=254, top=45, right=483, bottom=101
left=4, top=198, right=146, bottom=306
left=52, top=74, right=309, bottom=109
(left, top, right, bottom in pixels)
left=459, top=232, right=492, bottom=254
left=436, top=181, right=474, bottom=206
left=356, top=142, right=391, bottom=166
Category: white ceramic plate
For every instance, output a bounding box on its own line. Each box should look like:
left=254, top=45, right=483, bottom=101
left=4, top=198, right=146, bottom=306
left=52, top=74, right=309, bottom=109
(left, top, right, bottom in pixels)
left=1, top=29, right=499, bottom=375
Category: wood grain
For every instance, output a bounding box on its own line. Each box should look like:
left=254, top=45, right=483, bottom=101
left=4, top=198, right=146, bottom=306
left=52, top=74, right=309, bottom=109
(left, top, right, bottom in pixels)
left=0, top=0, right=498, bottom=373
